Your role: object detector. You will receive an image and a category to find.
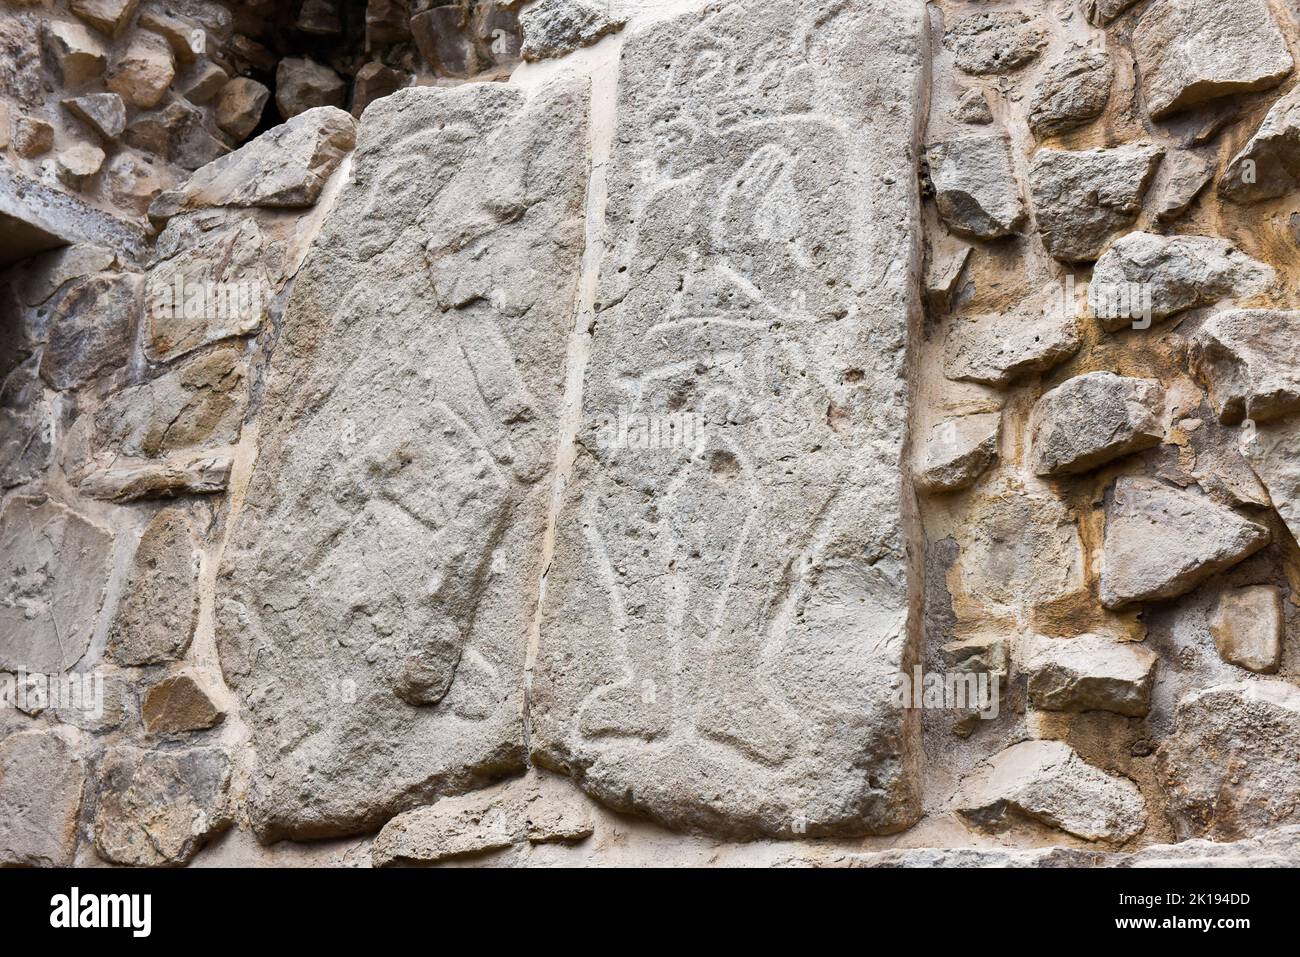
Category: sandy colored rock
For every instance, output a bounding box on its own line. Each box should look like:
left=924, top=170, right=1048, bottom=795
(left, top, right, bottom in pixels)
left=1028, top=48, right=1113, bottom=136
left=1028, top=372, right=1164, bottom=476
left=41, top=20, right=107, bottom=87
left=943, top=10, right=1045, bottom=76
left=79, top=449, right=233, bottom=501
left=1132, top=0, right=1291, bottom=121
left=958, top=739, right=1146, bottom=843
left=1153, top=150, right=1214, bottom=223
left=148, top=106, right=356, bottom=226
left=1221, top=85, right=1300, bottom=204
left=1158, top=681, right=1300, bottom=840
left=1099, top=477, right=1269, bottom=609
left=0, top=730, right=85, bottom=867
left=12, top=117, right=53, bottom=158
left=62, top=92, right=126, bottom=140
left=181, top=59, right=228, bottom=104
left=927, top=134, right=1024, bottom=239
left=1190, top=309, right=1300, bottom=424
left=142, top=671, right=226, bottom=734
left=214, top=76, right=270, bottom=140
left=1029, top=144, right=1163, bottom=262
left=138, top=5, right=206, bottom=64
left=1023, top=633, right=1158, bottom=716
left=39, top=273, right=139, bottom=390
left=275, top=56, right=346, bottom=120
left=106, top=508, right=200, bottom=665
left=215, top=79, right=590, bottom=841
left=519, top=0, right=626, bottom=62
left=952, top=88, right=992, bottom=125
left=1210, top=585, right=1282, bottom=674
left=104, top=151, right=174, bottom=216
left=106, top=33, right=175, bottom=109
left=55, top=142, right=106, bottom=189
left=0, top=497, right=113, bottom=674
left=94, top=745, right=232, bottom=866
left=943, top=302, right=1081, bottom=387
left=915, top=413, right=1000, bottom=493
left=531, top=0, right=926, bottom=840
left=70, top=0, right=140, bottom=37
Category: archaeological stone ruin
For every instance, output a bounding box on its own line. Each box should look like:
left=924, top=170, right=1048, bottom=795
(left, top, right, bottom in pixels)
left=2, top=0, right=1300, bottom=868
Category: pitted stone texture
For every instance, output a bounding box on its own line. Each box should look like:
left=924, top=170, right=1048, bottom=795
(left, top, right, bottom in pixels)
left=106, top=508, right=200, bottom=666
left=943, top=10, right=1045, bottom=76
left=532, top=0, right=926, bottom=840
left=1028, top=49, right=1113, bottom=136
left=927, top=134, right=1024, bottom=240
left=1132, top=0, right=1292, bottom=121
left=1029, top=144, right=1163, bottom=262
left=1243, top=419, right=1300, bottom=546
left=957, top=740, right=1146, bottom=844
left=520, top=0, right=626, bottom=61
left=1099, top=478, right=1269, bottom=609
left=372, top=775, right=595, bottom=866
left=215, top=80, right=590, bottom=841
left=39, top=273, right=140, bottom=391
left=93, top=745, right=232, bottom=866
left=0, top=498, right=113, bottom=674
left=1222, top=85, right=1300, bottom=204
left=943, top=303, right=1080, bottom=387
left=0, top=730, right=85, bottom=866
left=1190, top=309, right=1300, bottom=424
left=1023, top=633, right=1158, bottom=716
left=1158, top=681, right=1300, bottom=841
left=1091, top=233, right=1273, bottom=331
left=1210, top=585, right=1283, bottom=674
left=148, top=106, right=356, bottom=226
left=1028, top=372, right=1164, bottom=477
left=915, top=413, right=1000, bottom=493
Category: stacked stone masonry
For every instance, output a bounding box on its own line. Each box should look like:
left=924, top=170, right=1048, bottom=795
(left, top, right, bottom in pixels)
left=1, top=0, right=1299, bottom=867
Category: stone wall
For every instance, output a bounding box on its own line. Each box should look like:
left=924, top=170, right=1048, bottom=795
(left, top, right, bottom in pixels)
left=1, top=0, right=1299, bottom=867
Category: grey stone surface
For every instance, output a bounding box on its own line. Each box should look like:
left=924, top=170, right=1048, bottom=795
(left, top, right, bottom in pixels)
left=1028, top=372, right=1164, bottom=476
left=1099, top=478, right=1269, bottom=609
left=952, top=88, right=992, bottom=125
left=520, top=0, right=626, bottom=62
left=215, top=80, right=590, bottom=840
left=1080, top=0, right=1142, bottom=26
left=532, top=0, right=926, bottom=839
left=0, top=730, right=85, bottom=867
left=38, top=273, right=139, bottom=390
left=1210, top=585, right=1282, bottom=674
left=1132, top=0, right=1292, bottom=120
left=1242, top=419, right=1300, bottom=546
left=1153, top=150, right=1214, bottom=222
left=106, top=508, right=200, bottom=667
left=275, top=57, right=346, bottom=120
left=1027, top=49, right=1113, bottom=136
left=1190, top=309, right=1300, bottom=424
left=1029, top=144, right=1163, bottom=262
left=1023, top=633, right=1158, bottom=716
left=957, top=739, right=1146, bottom=844
left=62, top=92, right=127, bottom=140
left=928, top=134, right=1025, bottom=239
left=915, top=413, right=1000, bottom=493
left=1158, top=681, right=1300, bottom=840
left=0, top=497, right=113, bottom=674
left=142, top=671, right=226, bottom=735
left=943, top=302, right=1081, bottom=387
left=1091, top=232, right=1273, bottom=330
left=1221, top=85, right=1300, bottom=204
left=943, top=10, right=1046, bottom=76
left=79, top=448, right=234, bottom=501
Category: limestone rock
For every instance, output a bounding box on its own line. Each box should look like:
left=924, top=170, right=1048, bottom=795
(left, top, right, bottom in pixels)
left=138, top=5, right=206, bottom=64
left=12, top=117, right=53, bottom=158
left=1091, top=233, right=1274, bottom=331
left=1190, top=309, right=1300, bottom=424
left=1029, top=144, right=1163, bottom=262
left=1023, top=633, right=1158, bottom=716
left=1158, top=681, right=1300, bottom=840
left=952, top=88, right=992, bottom=125
left=79, top=449, right=233, bottom=501
left=1242, top=419, right=1300, bottom=545
left=0, top=358, right=53, bottom=487
left=943, top=10, right=1046, bottom=76
left=16, top=243, right=115, bottom=306
left=55, top=142, right=106, bottom=190
left=943, top=303, right=1081, bottom=387
left=1099, top=477, right=1270, bottom=609
left=1028, top=372, right=1164, bottom=476
left=350, top=62, right=407, bottom=118
left=142, top=671, right=226, bottom=735
left=106, top=33, right=175, bottom=109
left=70, top=0, right=140, bottom=38
left=148, top=106, right=356, bottom=226
left=1221, top=85, right=1300, bottom=204
left=1210, top=585, right=1282, bottom=674
left=915, top=413, right=1000, bottom=493
left=181, top=59, right=228, bottom=104
left=1028, top=49, right=1113, bottom=136
left=927, top=134, right=1025, bottom=239
left=39, top=273, right=139, bottom=390
left=214, top=76, right=270, bottom=140
left=215, top=80, right=590, bottom=841
left=62, top=92, right=126, bottom=140
left=168, top=111, right=230, bottom=171
left=275, top=56, right=346, bottom=120
left=519, top=0, right=626, bottom=62
left=530, top=0, right=927, bottom=840
left=106, top=508, right=200, bottom=666
left=104, top=151, right=174, bottom=216
left=0, top=497, right=113, bottom=674
left=41, top=20, right=107, bottom=87
left=924, top=240, right=970, bottom=313
left=957, top=739, right=1146, bottom=843
left=1132, top=0, right=1292, bottom=121
left=372, top=775, right=594, bottom=866
left=1153, top=151, right=1214, bottom=222
left=94, top=746, right=232, bottom=866
left=0, top=730, right=85, bottom=867
left=53, top=671, right=133, bottom=734
left=1080, top=0, right=1142, bottom=25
